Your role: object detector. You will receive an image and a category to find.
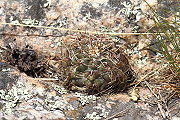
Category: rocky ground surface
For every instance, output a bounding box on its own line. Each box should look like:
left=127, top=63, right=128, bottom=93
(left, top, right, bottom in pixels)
left=0, top=63, right=179, bottom=120
left=0, top=0, right=179, bottom=119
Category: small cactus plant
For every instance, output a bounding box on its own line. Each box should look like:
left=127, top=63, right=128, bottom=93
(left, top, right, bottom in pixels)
left=60, top=34, right=135, bottom=95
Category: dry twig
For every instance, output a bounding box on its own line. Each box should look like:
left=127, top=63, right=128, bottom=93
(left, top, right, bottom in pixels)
left=105, top=105, right=132, bottom=120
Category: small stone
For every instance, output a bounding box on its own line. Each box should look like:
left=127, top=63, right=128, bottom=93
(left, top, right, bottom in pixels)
left=11, top=2, right=19, bottom=10
left=46, top=10, right=60, bottom=20
left=50, top=44, right=55, bottom=48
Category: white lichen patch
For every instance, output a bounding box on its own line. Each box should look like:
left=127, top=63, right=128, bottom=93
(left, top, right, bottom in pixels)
left=51, top=83, right=68, bottom=94
left=10, top=20, right=20, bottom=24
left=84, top=112, right=102, bottom=120
left=93, top=103, right=109, bottom=118
left=11, top=16, right=39, bottom=26
left=135, top=56, right=148, bottom=68
left=74, top=92, right=97, bottom=106
left=50, top=16, right=68, bottom=27
left=44, top=0, right=51, bottom=7
left=22, top=19, right=38, bottom=25
left=119, top=1, right=143, bottom=22
left=45, top=93, right=75, bottom=111
left=125, top=46, right=139, bottom=55
left=119, top=1, right=132, bottom=15
left=84, top=104, right=109, bottom=120
left=1, top=68, right=11, bottom=72
left=48, top=100, right=74, bottom=111
left=0, top=81, right=33, bottom=114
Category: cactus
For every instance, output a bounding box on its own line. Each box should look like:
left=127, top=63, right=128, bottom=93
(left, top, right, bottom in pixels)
left=61, top=34, right=135, bottom=95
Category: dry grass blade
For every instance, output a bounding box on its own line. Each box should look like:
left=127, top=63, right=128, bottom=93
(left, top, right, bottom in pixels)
left=143, top=0, right=180, bottom=73
left=145, top=81, right=174, bottom=119
left=105, top=105, right=132, bottom=120
left=34, top=78, right=59, bottom=81
left=0, top=22, right=178, bottom=36
left=132, top=65, right=167, bottom=92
